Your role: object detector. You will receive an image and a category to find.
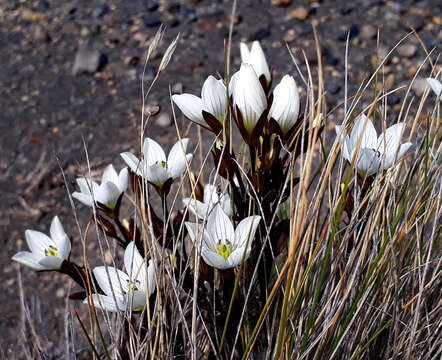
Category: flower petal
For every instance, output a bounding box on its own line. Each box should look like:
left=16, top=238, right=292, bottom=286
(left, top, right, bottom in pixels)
left=377, top=123, right=405, bottom=169
left=227, top=246, right=250, bottom=268
left=124, top=242, right=146, bottom=289
left=172, top=93, right=206, bottom=126
left=146, top=259, right=156, bottom=297
left=76, top=177, right=92, bottom=195
left=248, top=41, right=271, bottom=84
left=234, top=63, right=267, bottom=134
left=356, top=148, right=381, bottom=175
left=146, top=164, right=170, bottom=185
left=50, top=216, right=71, bottom=260
left=168, top=151, right=192, bottom=180
left=268, top=75, right=300, bottom=135
left=118, top=168, right=129, bottom=192
left=185, top=222, right=216, bottom=251
left=335, top=125, right=351, bottom=162
left=25, top=229, right=55, bottom=257
left=239, top=42, right=250, bottom=63
left=207, top=205, right=235, bottom=244
left=121, top=152, right=142, bottom=176
left=38, top=256, right=64, bottom=269
left=96, top=182, right=121, bottom=208
left=101, top=164, right=119, bottom=186
left=143, top=138, right=166, bottom=166
left=349, top=115, right=378, bottom=156
left=234, top=215, right=261, bottom=250
left=168, top=139, right=189, bottom=172
left=72, top=191, right=94, bottom=207
left=201, top=247, right=230, bottom=269
left=183, top=198, right=210, bottom=219
left=87, top=294, right=125, bottom=312
left=397, top=142, right=414, bottom=160
left=93, top=266, right=130, bottom=298
left=12, top=251, right=45, bottom=270
left=201, top=75, right=227, bottom=122
left=426, top=77, right=442, bottom=100
left=220, top=194, right=232, bottom=217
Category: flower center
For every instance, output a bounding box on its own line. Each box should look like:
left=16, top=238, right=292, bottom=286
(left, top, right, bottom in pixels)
left=45, top=245, right=59, bottom=257
left=125, top=279, right=141, bottom=293
left=216, top=240, right=233, bottom=260
left=156, top=160, right=168, bottom=169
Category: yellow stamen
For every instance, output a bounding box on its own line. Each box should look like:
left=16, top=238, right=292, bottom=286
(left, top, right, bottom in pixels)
left=45, top=245, right=59, bottom=257
left=216, top=240, right=233, bottom=260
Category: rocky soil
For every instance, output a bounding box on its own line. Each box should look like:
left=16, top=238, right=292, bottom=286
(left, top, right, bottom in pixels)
left=0, top=0, right=440, bottom=357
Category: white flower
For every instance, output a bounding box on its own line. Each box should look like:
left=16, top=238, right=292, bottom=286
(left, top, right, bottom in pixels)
left=172, top=75, right=228, bottom=129
left=233, top=63, right=267, bottom=135
left=426, top=77, right=442, bottom=101
left=85, top=242, right=155, bottom=312
left=335, top=115, right=414, bottom=175
left=72, top=165, right=129, bottom=210
left=183, top=184, right=232, bottom=219
left=268, top=75, right=300, bottom=136
left=12, top=216, right=71, bottom=270
left=185, top=205, right=261, bottom=270
left=240, top=41, right=271, bottom=86
left=121, top=138, right=193, bottom=188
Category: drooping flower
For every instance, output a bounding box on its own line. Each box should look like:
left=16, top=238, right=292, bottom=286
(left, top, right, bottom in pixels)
left=240, top=41, right=271, bottom=87
left=72, top=165, right=129, bottom=211
left=85, top=242, right=155, bottom=312
left=183, top=184, right=232, bottom=219
left=172, top=75, right=228, bottom=131
left=335, top=115, right=414, bottom=175
left=232, top=63, right=268, bottom=140
left=426, top=77, right=442, bottom=101
left=185, top=205, right=261, bottom=270
left=12, top=216, right=71, bottom=270
left=268, top=75, right=300, bottom=136
left=121, top=138, right=193, bottom=189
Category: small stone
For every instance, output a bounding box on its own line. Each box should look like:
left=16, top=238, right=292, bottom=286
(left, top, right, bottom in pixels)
left=360, top=24, right=377, bottom=40
left=144, top=104, right=160, bottom=116
left=167, top=18, right=180, bottom=28
left=337, top=25, right=359, bottom=41
left=432, top=16, right=442, bottom=26
left=248, top=27, right=271, bottom=41
left=145, top=1, right=159, bottom=12
left=144, top=17, right=162, bottom=27
left=283, top=29, right=296, bottom=43
left=272, top=0, right=291, bottom=6
left=398, top=44, right=417, bottom=58
left=402, top=15, right=424, bottom=32
left=56, top=288, right=65, bottom=298
left=104, top=250, right=113, bottom=264
left=21, top=9, right=45, bottom=22
left=385, top=74, right=395, bottom=89
left=291, top=7, right=309, bottom=20
left=172, top=83, right=183, bottom=93
left=340, top=5, right=353, bottom=15
left=36, top=0, right=49, bottom=11
left=411, top=78, right=427, bottom=97
left=124, top=56, right=140, bottom=67
left=33, top=25, right=50, bottom=42
left=325, top=56, right=339, bottom=66
left=156, top=113, right=172, bottom=127
left=92, top=4, right=109, bottom=19
left=72, top=42, right=102, bottom=75
left=3, top=1, right=19, bottom=11
left=327, top=83, right=341, bottom=95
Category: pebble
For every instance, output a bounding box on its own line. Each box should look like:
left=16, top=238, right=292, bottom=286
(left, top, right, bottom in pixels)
left=337, top=25, right=359, bottom=41
left=145, top=17, right=162, bottom=27
left=172, top=83, right=183, bottom=93
left=56, top=288, right=65, bottom=298
left=283, top=29, right=296, bottom=43
left=72, top=42, right=102, bottom=75
left=398, top=44, right=417, bottom=58
left=360, top=24, right=377, bottom=40
left=143, top=104, right=160, bottom=116
left=432, top=16, right=442, bottom=26
left=156, top=112, right=172, bottom=127
left=248, top=27, right=271, bottom=41
left=3, top=1, right=19, bottom=11
left=411, top=78, right=427, bottom=97
left=402, top=15, right=424, bottom=32
left=327, top=83, right=341, bottom=95
left=145, top=1, right=159, bottom=12
left=124, top=56, right=140, bottom=67
left=33, top=25, right=50, bottom=42
left=291, top=7, right=309, bottom=20
left=272, top=0, right=291, bottom=6
left=92, top=4, right=109, bottom=19
left=104, top=250, right=113, bottom=264
left=36, top=0, right=50, bottom=11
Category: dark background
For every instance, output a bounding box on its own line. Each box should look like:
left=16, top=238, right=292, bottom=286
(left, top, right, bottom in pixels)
left=0, top=0, right=440, bottom=357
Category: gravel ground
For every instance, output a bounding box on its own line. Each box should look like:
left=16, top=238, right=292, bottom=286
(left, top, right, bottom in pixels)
left=0, top=0, right=440, bottom=357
